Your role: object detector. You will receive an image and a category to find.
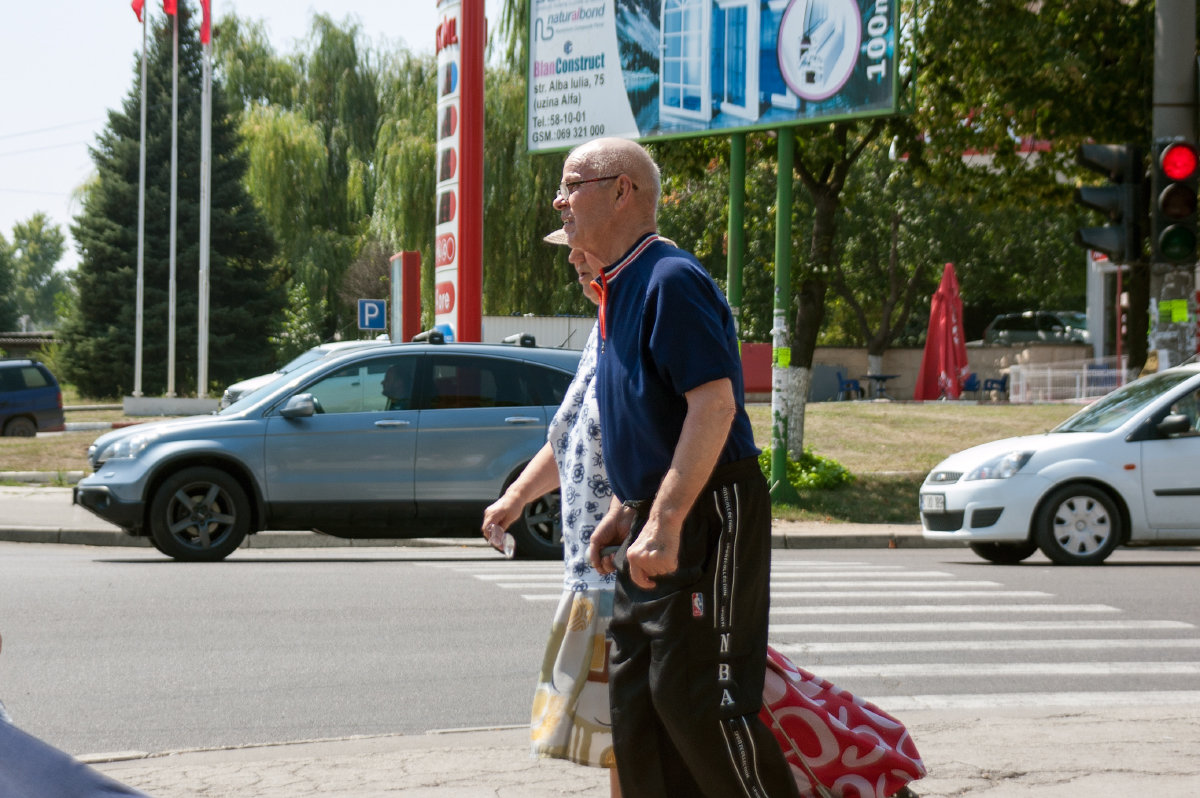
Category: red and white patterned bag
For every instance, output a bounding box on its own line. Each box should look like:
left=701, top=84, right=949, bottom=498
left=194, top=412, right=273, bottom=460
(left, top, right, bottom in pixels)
left=759, top=646, right=926, bottom=798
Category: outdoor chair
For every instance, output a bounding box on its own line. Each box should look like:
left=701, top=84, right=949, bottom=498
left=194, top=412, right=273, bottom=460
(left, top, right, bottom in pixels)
left=983, top=373, right=1009, bottom=400
left=961, top=372, right=981, bottom=398
left=836, top=372, right=864, bottom=401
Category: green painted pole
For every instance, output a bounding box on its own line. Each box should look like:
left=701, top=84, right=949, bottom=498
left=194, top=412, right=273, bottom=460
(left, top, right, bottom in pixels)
left=727, top=133, right=746, bottom=335
left=770, top=128, right=802, bottom=505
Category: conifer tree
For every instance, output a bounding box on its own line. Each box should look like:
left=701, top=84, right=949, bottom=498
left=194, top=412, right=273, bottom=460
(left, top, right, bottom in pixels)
left=61, top=2, right=281, bottom=398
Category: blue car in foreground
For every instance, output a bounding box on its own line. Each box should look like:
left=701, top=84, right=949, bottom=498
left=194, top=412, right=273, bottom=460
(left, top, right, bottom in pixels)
left=74, top=341, right=580, bottom=561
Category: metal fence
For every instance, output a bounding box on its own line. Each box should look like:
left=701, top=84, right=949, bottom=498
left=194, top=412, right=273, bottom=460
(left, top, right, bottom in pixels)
left=1008, top=357, right=1130, bottom=403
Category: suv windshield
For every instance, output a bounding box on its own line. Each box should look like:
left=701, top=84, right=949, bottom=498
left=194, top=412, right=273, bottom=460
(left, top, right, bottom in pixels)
left=1054, top=370, right=1194, bottom=433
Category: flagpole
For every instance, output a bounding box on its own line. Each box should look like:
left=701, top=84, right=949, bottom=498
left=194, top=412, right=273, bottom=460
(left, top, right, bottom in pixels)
left=197, top=2, right=212, bottom=398
left=133, top=8, right=147, bottom=398
left=167, top=8, right=178, bottom=397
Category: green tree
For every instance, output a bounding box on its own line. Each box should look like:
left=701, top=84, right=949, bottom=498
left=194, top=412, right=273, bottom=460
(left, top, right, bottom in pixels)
left=217, top=13, right=382, bottom=339
left=904, top=0, right=1159, bottom=365
left=61, top=2, right=281, bottom=398
left=271, top=282, right=328, bottom=364
left=370, top=48, right=438, bottom=329
left=482, top=67, right=587, bottom=317
left=6, top=213, right=70, bottom=330
left=0, top=232, right=17, bottom=331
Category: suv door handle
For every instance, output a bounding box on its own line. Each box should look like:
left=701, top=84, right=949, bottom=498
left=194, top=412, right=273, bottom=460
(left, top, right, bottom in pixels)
left=504, top=416, right=539, bottom=424
left=374, top=420, right=411, bottom=428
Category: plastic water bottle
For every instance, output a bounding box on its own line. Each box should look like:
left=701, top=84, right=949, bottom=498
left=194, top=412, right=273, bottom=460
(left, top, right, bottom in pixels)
left=486, top=523, right=516, bottom=559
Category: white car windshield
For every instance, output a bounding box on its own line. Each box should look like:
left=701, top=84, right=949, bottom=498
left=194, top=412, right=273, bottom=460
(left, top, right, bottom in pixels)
left=278, top=348, right=328, bottom=374
left=1054, top=370, right=1195, bottom=433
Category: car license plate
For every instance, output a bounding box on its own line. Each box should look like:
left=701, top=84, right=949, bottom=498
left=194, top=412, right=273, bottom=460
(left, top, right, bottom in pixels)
left=920, top=493, right=945, bottom=513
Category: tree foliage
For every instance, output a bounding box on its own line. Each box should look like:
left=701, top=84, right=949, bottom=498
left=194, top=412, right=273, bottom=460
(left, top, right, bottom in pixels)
left=60, top=2, right=281, bottom=398
left=216, top=13, right=380, bottom=339
left=5, top=213, right=70, bottom=331
left=0, top=232, right=16, bottom=332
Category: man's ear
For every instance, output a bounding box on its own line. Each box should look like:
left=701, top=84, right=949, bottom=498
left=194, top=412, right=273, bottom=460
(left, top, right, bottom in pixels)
left=613, top=174, right=636, bottom=207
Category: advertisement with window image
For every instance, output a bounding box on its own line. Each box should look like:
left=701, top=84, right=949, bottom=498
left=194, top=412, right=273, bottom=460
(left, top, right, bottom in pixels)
left=527, top=0, right=899, bottom=151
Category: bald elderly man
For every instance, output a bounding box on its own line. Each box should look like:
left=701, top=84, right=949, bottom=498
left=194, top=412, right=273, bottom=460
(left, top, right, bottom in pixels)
left=562, top=138, right=799, bottom=798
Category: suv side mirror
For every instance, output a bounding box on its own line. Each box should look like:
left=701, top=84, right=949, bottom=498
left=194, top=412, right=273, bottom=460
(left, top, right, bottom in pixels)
left=280, top=394, right=316, bottom=419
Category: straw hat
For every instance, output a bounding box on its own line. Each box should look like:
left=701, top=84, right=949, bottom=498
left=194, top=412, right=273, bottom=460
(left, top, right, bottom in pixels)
left=543, top=228, right=569, bottom=246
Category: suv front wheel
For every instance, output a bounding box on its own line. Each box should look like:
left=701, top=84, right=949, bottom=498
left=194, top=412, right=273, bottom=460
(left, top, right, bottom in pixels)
left=149, top=466, right=251, bottom=562
left=506, top=488, right=562, bottom=560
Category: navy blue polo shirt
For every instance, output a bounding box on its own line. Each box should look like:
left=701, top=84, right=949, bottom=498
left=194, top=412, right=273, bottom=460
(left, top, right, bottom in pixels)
left=594, top=234, right=758, bottom=502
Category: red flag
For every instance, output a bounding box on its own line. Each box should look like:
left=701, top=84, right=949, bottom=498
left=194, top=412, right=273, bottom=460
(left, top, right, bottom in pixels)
left=162, top=0, right=176, bottom=14
left=199, top=0, right=211, bottom=44
left=131, top=0, right=144, bottom=22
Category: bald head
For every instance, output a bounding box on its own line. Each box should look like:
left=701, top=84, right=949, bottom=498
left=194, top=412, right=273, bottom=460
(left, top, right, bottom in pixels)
left=570, top=138, right=661, bottom=214
left=555, top=138, right=661, bottom=262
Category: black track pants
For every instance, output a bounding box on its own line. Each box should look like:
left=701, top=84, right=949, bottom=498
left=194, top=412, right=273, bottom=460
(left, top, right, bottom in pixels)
left=608, top=457, right=800, bottom=798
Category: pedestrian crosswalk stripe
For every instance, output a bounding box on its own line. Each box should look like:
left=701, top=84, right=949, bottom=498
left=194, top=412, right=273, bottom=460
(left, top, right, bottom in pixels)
left=770, top=604, right=1119, bottom=615
left=771, top=561, right=876, bottom=567
left=771, top=561, right=890, bottom=568
left=802, top=662, right=1200, bottom=678
left=770, top=620, right=1194, bottom=633
left=771, top=580, right=1004, bottom=589
left=772, top=571, right=957, bottom=579
left=880, top=691, right=1200, bottom=710
left=772, top=638, right=1200, bottom=654
left=770, top=590, right=1052, bottom=598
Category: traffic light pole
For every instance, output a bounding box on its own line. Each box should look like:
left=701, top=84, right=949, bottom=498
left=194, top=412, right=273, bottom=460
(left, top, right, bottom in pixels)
left=1149, top=0, right=1198, bottom=367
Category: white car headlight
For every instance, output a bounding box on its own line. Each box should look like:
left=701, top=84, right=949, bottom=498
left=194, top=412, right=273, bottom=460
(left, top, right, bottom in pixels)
left=964, top=451, right=1032, bottom=481
left=95, top=429, right=164, bottom=464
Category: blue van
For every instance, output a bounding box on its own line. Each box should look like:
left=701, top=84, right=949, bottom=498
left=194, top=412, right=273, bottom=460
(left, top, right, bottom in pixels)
left=0, top=360, right=65, bottom=436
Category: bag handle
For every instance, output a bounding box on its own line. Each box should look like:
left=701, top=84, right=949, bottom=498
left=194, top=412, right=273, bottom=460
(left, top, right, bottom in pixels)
left=760, top=700, right=836, bottom=798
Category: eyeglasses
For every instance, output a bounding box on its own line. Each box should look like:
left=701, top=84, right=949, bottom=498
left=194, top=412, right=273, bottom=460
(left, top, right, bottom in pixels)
left=557, top=175, right=620, bottom=202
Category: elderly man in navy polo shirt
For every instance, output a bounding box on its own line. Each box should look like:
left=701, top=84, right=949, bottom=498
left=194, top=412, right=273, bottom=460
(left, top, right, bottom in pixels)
left=556, top=138, right=798, bottom=798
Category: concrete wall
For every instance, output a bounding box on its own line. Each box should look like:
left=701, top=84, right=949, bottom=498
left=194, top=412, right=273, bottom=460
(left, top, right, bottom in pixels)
left=744, top=341, right=1093, bottom=401
left=481, top=316, right=1093, bottom=402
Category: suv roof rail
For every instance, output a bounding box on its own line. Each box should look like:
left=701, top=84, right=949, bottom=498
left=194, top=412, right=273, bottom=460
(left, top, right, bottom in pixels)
left=502, top=332, right=537, bottom=348
left=411, top=329, right=445, bottom=344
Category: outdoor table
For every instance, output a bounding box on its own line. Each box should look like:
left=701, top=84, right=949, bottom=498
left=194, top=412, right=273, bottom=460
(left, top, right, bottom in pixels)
left=863, top=374, right=899, bottom=399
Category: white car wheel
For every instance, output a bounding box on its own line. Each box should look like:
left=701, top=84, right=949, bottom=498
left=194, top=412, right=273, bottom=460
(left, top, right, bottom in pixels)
left=1035, top=484, right=1121, bottom=565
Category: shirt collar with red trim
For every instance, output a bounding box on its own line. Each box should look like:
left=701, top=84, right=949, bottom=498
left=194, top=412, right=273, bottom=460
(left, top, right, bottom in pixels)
left=590, top=232, right=661, bottom=344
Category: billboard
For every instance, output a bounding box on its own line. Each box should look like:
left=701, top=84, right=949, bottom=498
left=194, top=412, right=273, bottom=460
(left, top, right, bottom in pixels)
left=527, top=0, right=900, bottom=151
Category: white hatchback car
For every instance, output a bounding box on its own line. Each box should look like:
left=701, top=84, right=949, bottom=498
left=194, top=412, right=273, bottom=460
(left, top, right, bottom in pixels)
left=219, top=339, right=389, bottom=408
left=921, top=363, right=1200, bottom=565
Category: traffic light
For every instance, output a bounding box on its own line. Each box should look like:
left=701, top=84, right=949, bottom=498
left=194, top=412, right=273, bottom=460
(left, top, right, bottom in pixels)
left=1074, top=143, right=1144, bottom=264
left=1150, top=138, right=1199, bottom=264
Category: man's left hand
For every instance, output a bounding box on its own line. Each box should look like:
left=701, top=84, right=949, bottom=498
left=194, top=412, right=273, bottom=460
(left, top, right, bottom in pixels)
left=626, top=519, right=680, bottom=589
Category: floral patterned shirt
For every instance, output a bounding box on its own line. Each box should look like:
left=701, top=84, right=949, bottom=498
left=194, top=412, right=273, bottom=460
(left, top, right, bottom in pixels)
left=548, top=324, right=615, bottom=592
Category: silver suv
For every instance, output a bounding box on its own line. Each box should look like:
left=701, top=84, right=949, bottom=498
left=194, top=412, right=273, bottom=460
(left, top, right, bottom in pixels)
left=74, top=341, right=579, bottom=561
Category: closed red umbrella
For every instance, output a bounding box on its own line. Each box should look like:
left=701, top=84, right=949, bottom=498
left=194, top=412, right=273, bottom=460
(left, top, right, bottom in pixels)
left=914, top=262, right=970, bottom=400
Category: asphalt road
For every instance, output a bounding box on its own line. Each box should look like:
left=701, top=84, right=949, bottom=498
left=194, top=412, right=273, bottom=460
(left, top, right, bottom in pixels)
left=1, top=542, right=1198, bottom=758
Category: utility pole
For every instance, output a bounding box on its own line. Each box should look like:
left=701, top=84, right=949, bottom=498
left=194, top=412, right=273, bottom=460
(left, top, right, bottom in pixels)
left=1148, top=0, right=1198, bottom=367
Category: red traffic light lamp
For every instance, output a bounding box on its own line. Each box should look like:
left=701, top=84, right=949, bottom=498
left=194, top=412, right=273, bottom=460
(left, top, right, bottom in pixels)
left=1151, top=139, right=1198, bottom=264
